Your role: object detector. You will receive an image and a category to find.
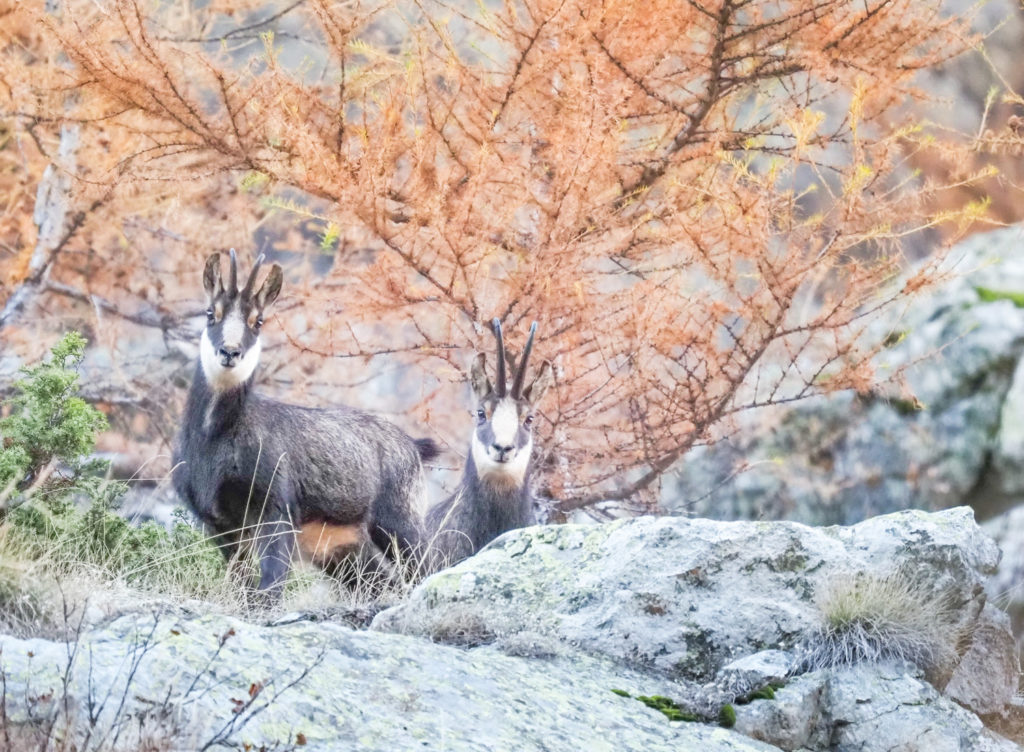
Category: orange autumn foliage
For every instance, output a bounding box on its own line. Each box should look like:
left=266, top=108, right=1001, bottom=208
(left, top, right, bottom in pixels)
left=0, top=0, right=1000, bottom=510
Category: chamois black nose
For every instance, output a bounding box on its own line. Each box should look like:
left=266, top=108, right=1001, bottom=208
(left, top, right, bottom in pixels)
left=492, top=443, right=514, bottom=461
left=219, top=346, right=241, bottom=365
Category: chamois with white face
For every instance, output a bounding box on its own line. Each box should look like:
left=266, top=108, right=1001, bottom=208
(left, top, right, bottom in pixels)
left=199, top=249, right=276, bottom=393
left=173, top=250, right=438, bottom=598
left=427, top=319, right=553, bottom=565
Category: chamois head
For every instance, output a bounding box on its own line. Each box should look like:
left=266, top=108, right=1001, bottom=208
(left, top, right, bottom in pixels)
left=200, top=250, right=283, bottom=392
left=469, top=319, right=553, bottom=485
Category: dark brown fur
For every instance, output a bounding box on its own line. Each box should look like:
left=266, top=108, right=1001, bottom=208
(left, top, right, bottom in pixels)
left=427, top=320, right=553, bottom=568
left=172, top=252, right=437, bottom=597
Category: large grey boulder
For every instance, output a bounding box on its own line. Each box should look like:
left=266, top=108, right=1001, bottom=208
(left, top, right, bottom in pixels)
left=0, top=610, right=777, bottom=752
left=945, top=603, right=1021, bottom=716
left=733, top=662, right=1019, bottom=751
left=661, top=225, right=1024, bottom=526
left=374, top=508, right=998, bottom=688
left=984, top=506, right=1024, bottom=661
left=0, top=508, right=1017, bottom=751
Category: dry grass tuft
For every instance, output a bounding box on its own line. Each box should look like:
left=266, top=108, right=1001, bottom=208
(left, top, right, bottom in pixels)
left=801, top=568, right=968, bottom=682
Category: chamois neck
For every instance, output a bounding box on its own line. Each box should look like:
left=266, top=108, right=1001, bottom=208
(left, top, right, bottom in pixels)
left=184, top=360, right=254, bottom=435
left=463, top=449, right=533, bottom=514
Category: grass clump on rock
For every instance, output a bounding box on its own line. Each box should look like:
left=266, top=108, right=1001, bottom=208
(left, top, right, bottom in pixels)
left=802, top=568, right=965, bottom=680
left=717, top=703, right=736, bottom=728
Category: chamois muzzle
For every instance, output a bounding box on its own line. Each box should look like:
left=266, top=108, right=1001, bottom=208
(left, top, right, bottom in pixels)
left=218, top=346, right=242, bottom=367
left=491, top=442, right=515, bottom=462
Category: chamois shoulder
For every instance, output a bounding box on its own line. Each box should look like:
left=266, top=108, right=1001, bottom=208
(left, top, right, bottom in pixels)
left=252, top=394, right=421, bottom=450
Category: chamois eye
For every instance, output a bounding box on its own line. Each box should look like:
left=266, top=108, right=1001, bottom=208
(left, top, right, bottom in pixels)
left=476, top=408, right=486, bottom=423
left=524, top=414, right=534, bottom=428
left=206, top=308, right=214, bottom=323
left=255, top=316, right=264, bottom=329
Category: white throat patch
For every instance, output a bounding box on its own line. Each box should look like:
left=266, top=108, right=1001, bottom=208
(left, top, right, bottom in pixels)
left=471, top=431, right=531, bottom=487
left=200, top=328, right=261, bottom=392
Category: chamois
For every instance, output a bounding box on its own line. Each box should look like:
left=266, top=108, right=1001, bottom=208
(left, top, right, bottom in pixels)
left=172, top=251, right=438, bottom=597
left=427, top=319, right=553, bottom=566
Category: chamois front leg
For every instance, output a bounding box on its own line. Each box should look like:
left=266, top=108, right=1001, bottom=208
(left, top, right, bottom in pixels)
left=189, top=485, right=248, bottom=564
left=253, top=495, right=297, bottom=599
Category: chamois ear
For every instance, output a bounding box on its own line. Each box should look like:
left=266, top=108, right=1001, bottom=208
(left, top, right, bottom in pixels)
left=523, top=360, right=553, bottom=406
left=470, top=352, right=491, bottom=400
left=254, top=264, right=283, bottom=311
left=203, top=253, right=223, bottom=301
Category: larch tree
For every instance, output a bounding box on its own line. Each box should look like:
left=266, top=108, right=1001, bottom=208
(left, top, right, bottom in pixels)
left=0, top=0, right=1006, bottom=511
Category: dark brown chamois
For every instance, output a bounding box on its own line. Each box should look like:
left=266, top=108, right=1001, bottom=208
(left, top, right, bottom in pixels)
left=427, top=320, right=553, bottom=566
left=172, top=251, right=438, bottom=598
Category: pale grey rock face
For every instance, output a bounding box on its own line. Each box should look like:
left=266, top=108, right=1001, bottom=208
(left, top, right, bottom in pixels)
left=662, top=225, right=1024, bottom=527
left=0, top=611, right=780, bottom=752
left=993, top=357, right=1024, bottom=498
left=945, top=604, right=1021, bottom=716
left=732, top=671, right=826, bottom=751
left=0, top=509, right=1017, bottom=751
left=716, top=650, right=796, bottom=694
left=823, top=664, right=1019, bottom=752
left=985, top=506, right=1024, bottom=613
left=734, top=663, right=1020, bottom=752
left=984, top=506, right=1024, bottom=665
left=374, top=509, right=998, bottom=685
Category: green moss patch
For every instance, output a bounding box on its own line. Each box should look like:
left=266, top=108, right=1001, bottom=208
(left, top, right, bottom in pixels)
left=718, top=704, right=736, bottom=728
left=736, top=680, right=786, bottom=705
left=610, top=690, right=699, bottom=722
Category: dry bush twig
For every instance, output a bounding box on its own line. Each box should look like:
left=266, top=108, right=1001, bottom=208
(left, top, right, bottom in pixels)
left=0, top=605, right=323, bottom=751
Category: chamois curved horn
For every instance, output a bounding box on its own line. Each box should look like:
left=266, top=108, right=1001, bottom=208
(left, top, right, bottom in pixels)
left=228, top=248, right=239, bottom=294
left=243, top=253, right=266, bottom=298
left=511, top=321, right=538, bottom=399
left=492, top=318, right=507, bottom=397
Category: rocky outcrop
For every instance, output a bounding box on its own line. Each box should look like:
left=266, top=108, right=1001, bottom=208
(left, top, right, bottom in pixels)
left=0, top=509, right=1017, bottom=751
left=655, top=225, right=1024, bottom=675
left=375, top=508, right=1001, bottom=685
left=661, top=225, right=1024, bottom=526
left=372, top=508, right=1019, bottom=748
left=0, top=611, right=776, bottom=752
left=946, top=604, right=1022, bottom=716
left=733, top=662, right=1020, bottom=752
left=984, top=506, right=1024, bottom=662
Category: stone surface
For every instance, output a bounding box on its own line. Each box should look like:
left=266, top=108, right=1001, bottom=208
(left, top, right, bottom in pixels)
left=732, top=671, right=827, bottom=750
left=374, top=509, right=998, bottom=685
left=992, top=356, right=1024, bottom=498
left=716, top=650, right=796, bottom=695
left=662, top=225, right=1024, bottom=526
left=824, top=664, right=1018, bottom=752
left=984, top=505, right=1024, bottom=667
left=735, top=663, right=1021, bottom=752
left=946, top=603, right=1021, bottom=715
left=986, top=507, right=1024, bottom=608
left=0, top=508, right=1018, bottom=751
left=0, top=610, right=778, bottom=752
